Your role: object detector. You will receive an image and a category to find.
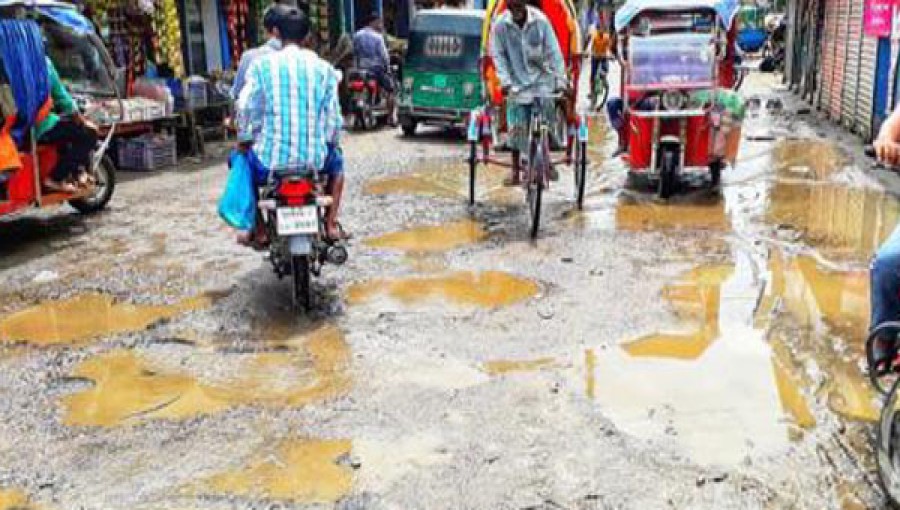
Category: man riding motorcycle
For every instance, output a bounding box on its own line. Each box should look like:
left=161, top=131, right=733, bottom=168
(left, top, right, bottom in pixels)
left=351, top=14, right=396, bottom=126
left=236, top=7, right=346, bottom=243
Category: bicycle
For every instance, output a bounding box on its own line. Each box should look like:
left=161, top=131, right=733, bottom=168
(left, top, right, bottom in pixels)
left=591, top=68, right=609, bottom=112
left=466, top=89, right=590, bottom=238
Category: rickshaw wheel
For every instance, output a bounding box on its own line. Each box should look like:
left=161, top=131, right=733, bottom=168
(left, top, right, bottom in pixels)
left=70, top=155, right=116, bottom=214
left=468, top=141, right=478, bottom=206
left=658, top=149, right=677, bottom=200
left=574, top=141, right=587, bottom=209
left=877, top=377, right=900, bottom=508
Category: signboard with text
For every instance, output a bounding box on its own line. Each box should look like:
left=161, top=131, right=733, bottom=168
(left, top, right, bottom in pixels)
left=866, top=0, right=894, bottom=37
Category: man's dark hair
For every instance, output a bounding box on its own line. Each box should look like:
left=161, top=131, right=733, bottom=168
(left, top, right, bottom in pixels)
left=277, top=7, right=311, bottom=42
left=365, top=12, right=381, bottom=26
left=263, top=4, right=291, bottom=32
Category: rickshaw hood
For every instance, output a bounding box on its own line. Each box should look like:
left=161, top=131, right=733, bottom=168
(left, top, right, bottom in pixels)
left=614, top=0, right=740, bottom=32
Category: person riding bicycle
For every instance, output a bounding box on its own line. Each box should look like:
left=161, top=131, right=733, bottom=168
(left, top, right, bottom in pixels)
left=585, top=16, right=610, bottom=101
left=236, top=8, right=347, bottom=243
left=869, top=110, right=900, bottom=373
left=352, top=14, right=396, bottom=126
left=489, top=0, right=567, bottom=186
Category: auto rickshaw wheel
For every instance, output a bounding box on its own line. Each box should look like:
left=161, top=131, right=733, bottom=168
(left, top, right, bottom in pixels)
left=658, top=149, right=678, bottom=200
left=401, top=118, right=418, bottom=136
left=709, top=160, right=723, bottom=188
left=70, top=155, right=116, bottom=214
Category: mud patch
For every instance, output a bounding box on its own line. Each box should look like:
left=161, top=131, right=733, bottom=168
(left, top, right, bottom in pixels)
left=196, top=439, right=352, bottom=503
left=483, top=358, right=557, bottom=375
left=61, top=326, right=350, bottom=426
left=0, top=488, right=43, bottom=510
left=347, top=271, right=538, bottom=308
left=365, top=220, right=486, bottom=253
left=0, top=293, right=219, bottom=346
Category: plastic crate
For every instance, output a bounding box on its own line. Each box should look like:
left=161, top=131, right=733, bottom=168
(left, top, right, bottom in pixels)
left=117, top=135, right=177, bottom=170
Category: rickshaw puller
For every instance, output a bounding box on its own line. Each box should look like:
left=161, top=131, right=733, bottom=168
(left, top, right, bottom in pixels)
left=237, top=8, right=347, bottom=244
left=489, top=0, right=567, bottom=186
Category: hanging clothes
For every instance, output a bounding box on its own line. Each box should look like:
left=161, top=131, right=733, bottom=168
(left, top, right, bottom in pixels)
left=0, top=19, right=51, bottom=145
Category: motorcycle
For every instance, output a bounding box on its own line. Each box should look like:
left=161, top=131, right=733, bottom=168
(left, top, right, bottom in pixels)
left=346, top=64, right=399, bottom=130
left=258, top=170, right=348, bottom=310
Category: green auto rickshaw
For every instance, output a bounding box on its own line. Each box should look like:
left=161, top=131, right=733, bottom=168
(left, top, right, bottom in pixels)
left=398, top=9, right=485, bottom=136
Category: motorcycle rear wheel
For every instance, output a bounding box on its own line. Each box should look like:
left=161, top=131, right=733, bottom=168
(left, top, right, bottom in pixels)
left=291, top=255, right=311, bottom=311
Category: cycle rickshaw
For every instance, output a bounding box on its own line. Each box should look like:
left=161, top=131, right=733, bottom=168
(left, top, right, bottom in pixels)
left=466, top=0, right=590, bottom=238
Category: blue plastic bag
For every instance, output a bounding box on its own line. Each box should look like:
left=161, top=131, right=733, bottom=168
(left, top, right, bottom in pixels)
left=218, top=150, right=258, bottom=231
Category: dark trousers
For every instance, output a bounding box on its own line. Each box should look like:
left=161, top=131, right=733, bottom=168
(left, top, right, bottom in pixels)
left=39, top=119, right=97, bottom=182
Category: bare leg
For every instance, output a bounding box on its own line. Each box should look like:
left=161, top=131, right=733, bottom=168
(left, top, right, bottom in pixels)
left=325, top=173, right=346, bottom=240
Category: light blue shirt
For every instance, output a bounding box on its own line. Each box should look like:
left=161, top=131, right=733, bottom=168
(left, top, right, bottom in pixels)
left=237, top=46, right=342, bottom=173
left=489, top=7, right=566, bottom=97
left=231, top=38, right=282, bottom=100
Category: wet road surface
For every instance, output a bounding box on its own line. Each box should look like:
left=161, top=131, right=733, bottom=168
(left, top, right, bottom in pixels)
left=0, top=73, right=893, bottom=508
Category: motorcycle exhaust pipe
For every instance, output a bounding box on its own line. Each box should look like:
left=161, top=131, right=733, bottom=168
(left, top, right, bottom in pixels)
left=326, top=245, right=349, bottom=266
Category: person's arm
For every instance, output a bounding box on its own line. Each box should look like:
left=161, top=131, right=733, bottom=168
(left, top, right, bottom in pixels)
left=231, top=51, right=253, bottom=100
left=379, top=35, right=390, bottom=69
left=489, top=23, right=513, bottom=91
left=876, top=109, right=900, bottom=165
left=321, top=68, right=343, bottom=146
left=236, top=61, right=265, bottom=143
left=47, top=60, right=77, bottom=116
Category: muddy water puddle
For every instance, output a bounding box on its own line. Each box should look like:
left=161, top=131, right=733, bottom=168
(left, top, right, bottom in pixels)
left=62, top=326, right=350, bottom=426
left=348, top=271, right=538, bottom=308
left=483, top=357, right=557, bottom=376
left=365, top=219, right=487, bottom=254
left=195, top=439, right=352, bottom=503
left=772, top=139, right=847, bottom=180
left=364, top=159, right=513, bottom=204
left=0, top=488, right=43, bottom=510
left=0, top=292, right=222, bottom=347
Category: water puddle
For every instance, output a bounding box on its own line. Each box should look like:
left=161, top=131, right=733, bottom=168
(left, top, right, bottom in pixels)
left=61, top=326, right=350, bottom=427
left=196, top=439, right=352, bottom=503
left=0, top=293, right=221, bottom=347
left=772, top=139, right=846, bottom=180
left=568, top=193, right=729, bottom=233
left=364, top=160, right=511, bottom=204
left=766, top=180, right=899, bottom=261
left=347, top=271, right=538, bottom=308
left=0, top=488, right=42, bottom=510
left=483, top=358, right=557, bottom=376
left=365, top=220, right=486, bottom=253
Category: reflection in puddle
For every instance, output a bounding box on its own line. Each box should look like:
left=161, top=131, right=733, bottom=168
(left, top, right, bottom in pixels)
left=198, top=439, right=352, bottom=503
left=483, top=358, right=556, bottom=375
left=62, top=326, right=350, bottom=427
left=767, top=181, right=899, bottom=260
left=365, top=220, right=486, bottom=253
left=616, top=195, right=729, bottom=232
left=0, top=488, right=42, bottom=510
left=364, top=161, right=511, bottom=204
left=348, top=271, right=538, bottom=308
left=772, top=139, right=846, bottom=179
left=0, top=293, right=220, bottom=346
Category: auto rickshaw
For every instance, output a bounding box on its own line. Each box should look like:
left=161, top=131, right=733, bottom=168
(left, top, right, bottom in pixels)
left=614, top=0, right=743, bottom=199
left=398, top=8, right=485, bottom=136
left=0, top=0, right=119, bottom=221
left=737, top=4, right=767, bottom=53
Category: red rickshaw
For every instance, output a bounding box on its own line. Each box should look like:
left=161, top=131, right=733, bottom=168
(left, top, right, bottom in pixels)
left=614, top=0, right=742, bottom=198
left=466, top=0, right=590, bottom=238
left=0, top=1, right=118, bottom=221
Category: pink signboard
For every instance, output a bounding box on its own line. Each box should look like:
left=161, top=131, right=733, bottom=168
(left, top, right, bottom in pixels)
left=865, top=0, right=894, bottom=37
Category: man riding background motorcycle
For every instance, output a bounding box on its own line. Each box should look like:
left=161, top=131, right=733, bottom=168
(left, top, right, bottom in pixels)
left=236, top=7, right=347, bottom=243
left=351, top=14, right=397, bottom=126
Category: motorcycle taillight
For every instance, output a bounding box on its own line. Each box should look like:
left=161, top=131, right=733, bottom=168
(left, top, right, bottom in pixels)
left=367, top=80, right=378, bottom=90
left=349, top=80, right=366, bottom=92
left=277, top=178, right=315, bottom=206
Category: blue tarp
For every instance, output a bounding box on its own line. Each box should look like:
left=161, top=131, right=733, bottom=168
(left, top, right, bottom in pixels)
left=36, top=6, right=94, bottom=34
left=0, top=19, right=50, bottom=145
left=614, top=0, right=740, bottom=32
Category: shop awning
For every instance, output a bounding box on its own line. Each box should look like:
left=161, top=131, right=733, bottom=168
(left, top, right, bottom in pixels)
left=36, top=5, right=94, bottom=34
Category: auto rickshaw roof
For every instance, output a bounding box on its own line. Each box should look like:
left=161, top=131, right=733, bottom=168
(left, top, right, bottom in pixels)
left=614, top=0, right=740, bottom=32
left=0, top=0, right=94, bottom=34
left=413, top=9, right=485, bottom=36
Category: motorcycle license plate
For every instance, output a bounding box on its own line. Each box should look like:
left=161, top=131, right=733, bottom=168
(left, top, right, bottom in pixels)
left=277, top=206, right=318, bottom=235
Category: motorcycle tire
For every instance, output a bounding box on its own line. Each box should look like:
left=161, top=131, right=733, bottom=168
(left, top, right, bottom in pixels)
left=70, top=155, right=116, bottom=214
left=291, top=254, right=311, bottom=311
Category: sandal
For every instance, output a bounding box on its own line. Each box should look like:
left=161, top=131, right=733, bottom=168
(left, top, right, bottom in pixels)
left=43, top=179, right=78, bottom=194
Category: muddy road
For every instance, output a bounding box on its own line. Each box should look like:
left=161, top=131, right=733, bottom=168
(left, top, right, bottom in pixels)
left=0, top=74, right=893, bottom=509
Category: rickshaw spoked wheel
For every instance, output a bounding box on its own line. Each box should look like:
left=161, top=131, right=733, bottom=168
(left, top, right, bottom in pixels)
left=468, top=141, right=478, bottom=207
left=574, top=140, right=587, bottom=209
left=69, top=155, right=116, bottom=214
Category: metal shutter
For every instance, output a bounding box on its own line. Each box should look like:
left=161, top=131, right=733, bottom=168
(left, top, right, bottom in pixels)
left=819, top=0, right=837, bottom=112
left=857, top=35, right=878, bottom=139
left=830, top=0, right=849, bottom=120
left=841, top=0, right=863, bottom=130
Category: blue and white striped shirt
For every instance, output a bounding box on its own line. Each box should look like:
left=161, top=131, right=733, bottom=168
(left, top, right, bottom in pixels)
left=237, top=46, right=342, bottom=173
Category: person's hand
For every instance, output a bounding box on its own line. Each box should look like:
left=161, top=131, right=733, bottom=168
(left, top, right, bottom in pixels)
left=501, top=85, right=512, bottom=96
left=875, top=135, right=900, bottom=166
left=82, top=118, right=98, bottom=134
left=236, top=141, right=252, bottom=154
